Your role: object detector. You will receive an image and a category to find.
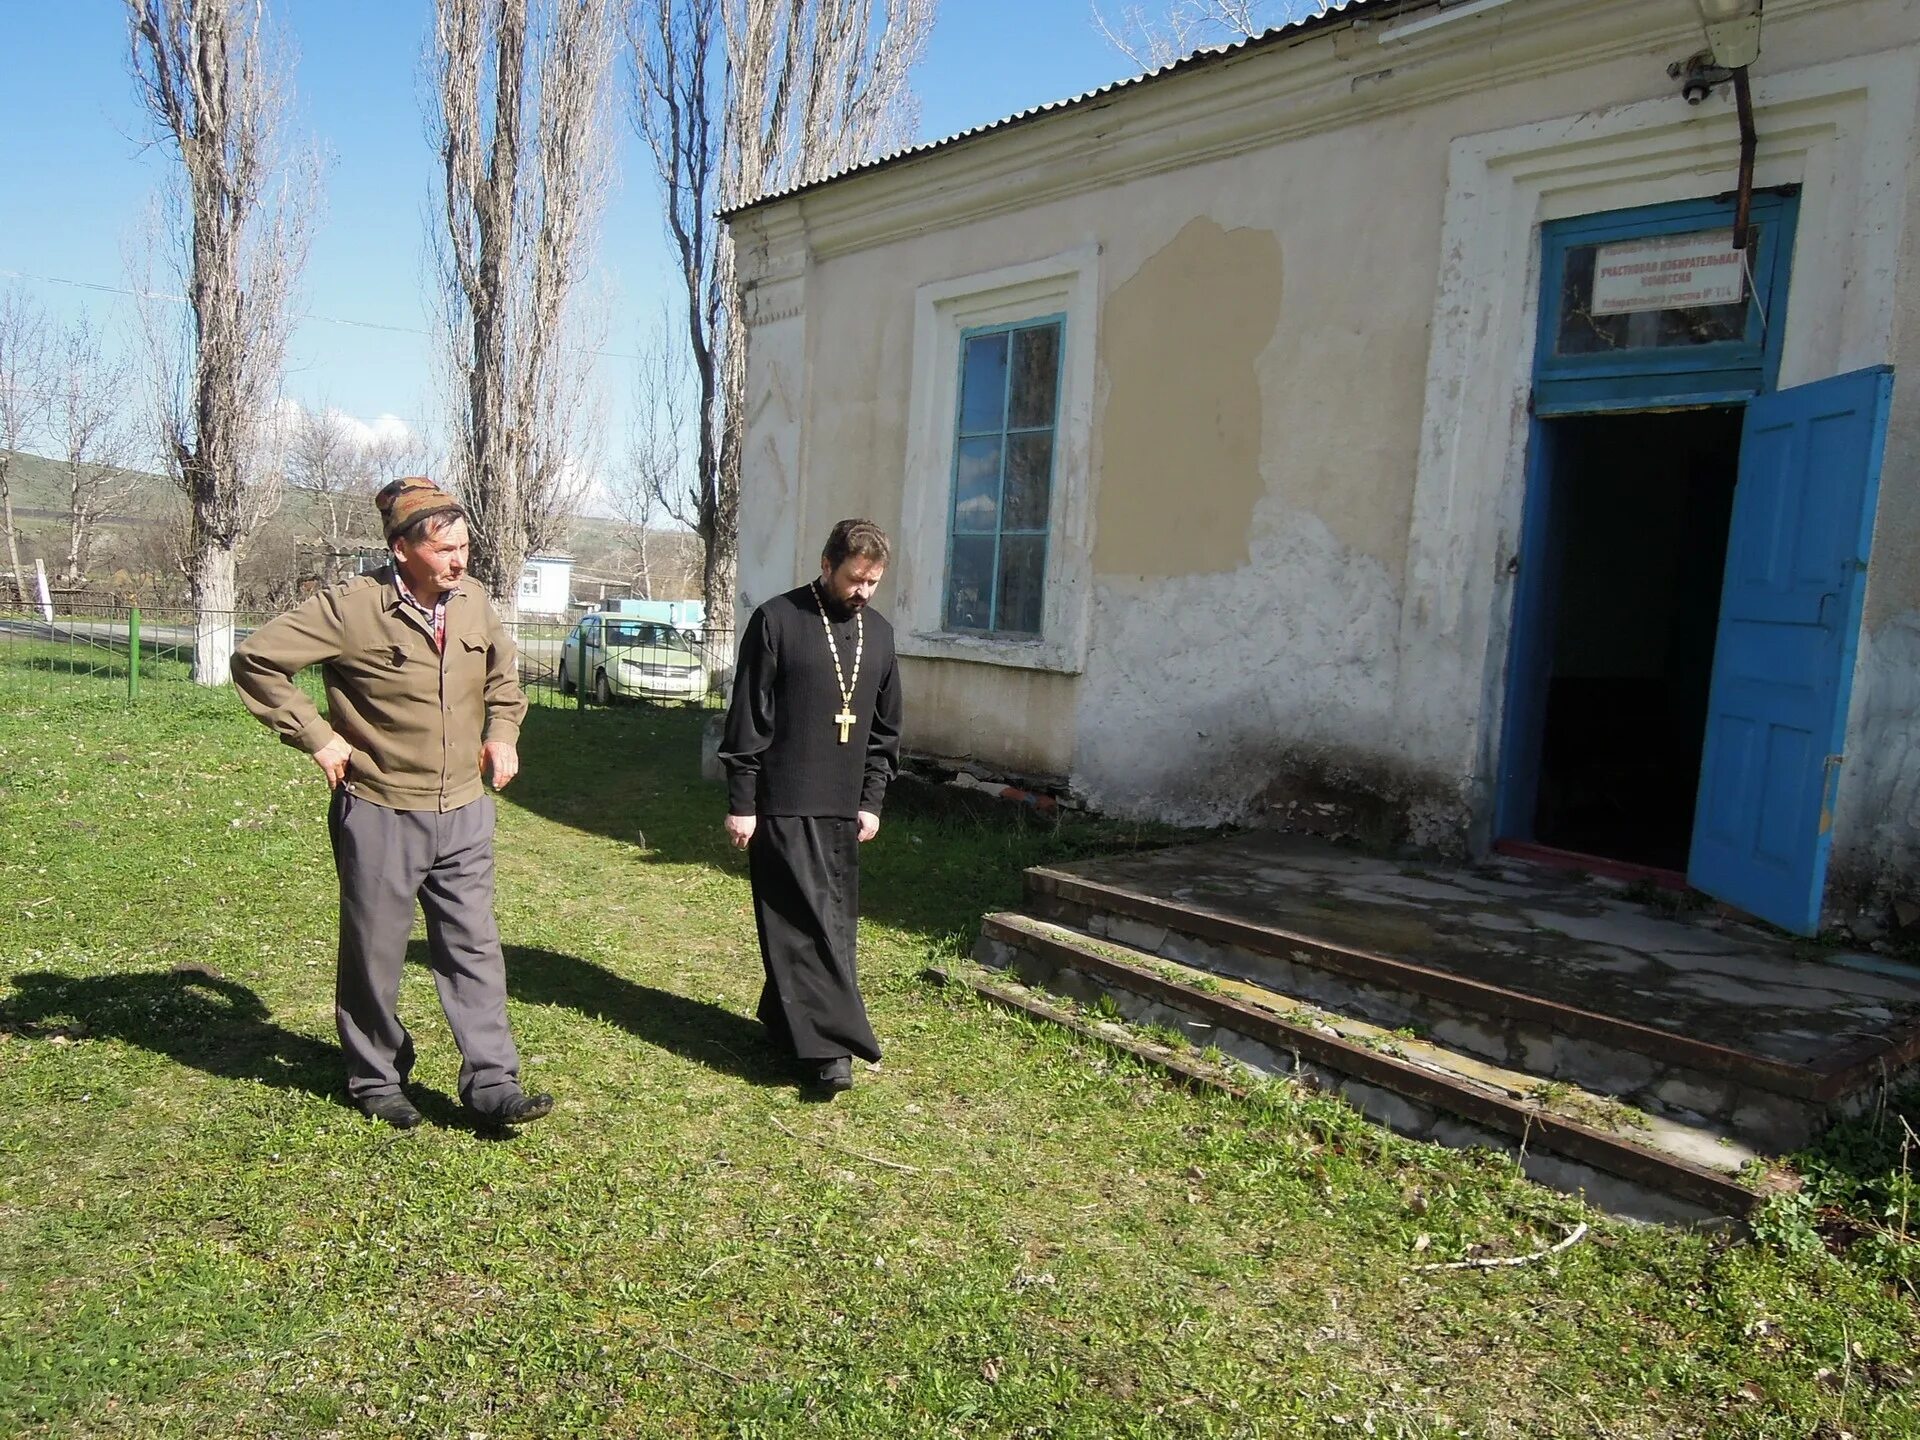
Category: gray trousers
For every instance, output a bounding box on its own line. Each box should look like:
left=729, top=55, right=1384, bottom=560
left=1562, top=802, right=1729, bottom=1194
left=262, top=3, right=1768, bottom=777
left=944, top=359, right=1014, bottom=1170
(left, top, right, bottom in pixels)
left=327, top=787, right=520, bottom=1110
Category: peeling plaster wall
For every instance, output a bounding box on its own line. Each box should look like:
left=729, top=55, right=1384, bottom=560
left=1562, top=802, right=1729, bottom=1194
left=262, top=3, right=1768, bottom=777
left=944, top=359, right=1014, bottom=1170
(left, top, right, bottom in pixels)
left=1831, top=107, right=1920, bottom=914
left=1074, top=498, right=1409, bottom=830
left=780, top=94, right=1456, bottom=824
left=733, top=0, right=1920, bottom=900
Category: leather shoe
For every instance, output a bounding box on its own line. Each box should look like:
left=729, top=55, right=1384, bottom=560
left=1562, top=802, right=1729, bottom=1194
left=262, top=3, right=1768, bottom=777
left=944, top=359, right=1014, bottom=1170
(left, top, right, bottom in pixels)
left=816, top=1057, right=853, bottom=1093
left=362, top=1092, right=424, bottom=1130
left=480, top=1090, right=554, bottom=1126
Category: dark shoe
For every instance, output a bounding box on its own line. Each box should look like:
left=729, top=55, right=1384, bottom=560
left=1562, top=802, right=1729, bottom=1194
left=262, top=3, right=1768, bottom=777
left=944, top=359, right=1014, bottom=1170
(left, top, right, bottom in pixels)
left=816, top=1057, right=853, bottom=1093
left=361, top=1092, right=424, bottom=1130
left=479, top=1090, right=554, bottom=1126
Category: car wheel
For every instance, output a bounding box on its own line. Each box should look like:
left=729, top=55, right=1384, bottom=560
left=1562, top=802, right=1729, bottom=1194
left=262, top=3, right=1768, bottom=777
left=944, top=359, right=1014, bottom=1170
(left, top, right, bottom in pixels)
left=593, top=669, right=613, bottom=706
left=557, top=657, right=573, bottom=695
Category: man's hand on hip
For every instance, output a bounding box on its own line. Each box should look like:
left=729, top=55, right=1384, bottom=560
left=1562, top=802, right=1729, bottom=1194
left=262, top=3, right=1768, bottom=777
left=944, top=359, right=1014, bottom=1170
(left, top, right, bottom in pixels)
left=482, top=740, right=519, bottom=789
left=313, top=734, right=353, bottom=788
left=858, top=810, right=880, bottom=843
left=726, top=813, right=757, bottom=850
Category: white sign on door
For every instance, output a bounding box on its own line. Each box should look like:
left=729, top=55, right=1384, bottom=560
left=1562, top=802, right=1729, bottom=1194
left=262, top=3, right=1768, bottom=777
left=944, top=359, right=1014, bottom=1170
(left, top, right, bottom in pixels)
left=1591, top=230, right=1746, bottom=315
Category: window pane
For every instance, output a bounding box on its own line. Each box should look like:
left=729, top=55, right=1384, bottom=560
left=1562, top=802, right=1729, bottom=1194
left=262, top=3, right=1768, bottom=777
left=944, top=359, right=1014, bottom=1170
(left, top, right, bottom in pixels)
left=1003, top=433, right=1053, bottom=531
left=952, top=437, right=1002, bottom=533
left=995, top=535, right=1045, bottom=636
left=958, top=332, right=1009, bottom=434
left=945, top=535, right=996, bottom=631
left=1556, top=229, right=1758, bottom=356
left=1008, top=324, right=1060, bottom=429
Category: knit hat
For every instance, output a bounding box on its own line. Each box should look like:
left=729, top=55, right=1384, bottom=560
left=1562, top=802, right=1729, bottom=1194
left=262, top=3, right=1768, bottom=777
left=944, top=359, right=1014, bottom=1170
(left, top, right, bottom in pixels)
left=375, top=476, right=464, bottom=542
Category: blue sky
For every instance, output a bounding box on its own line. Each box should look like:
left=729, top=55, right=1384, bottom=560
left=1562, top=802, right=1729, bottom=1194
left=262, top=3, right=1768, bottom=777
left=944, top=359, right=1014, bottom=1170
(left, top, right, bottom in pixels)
left=0, top=2, right=1152, bottom=460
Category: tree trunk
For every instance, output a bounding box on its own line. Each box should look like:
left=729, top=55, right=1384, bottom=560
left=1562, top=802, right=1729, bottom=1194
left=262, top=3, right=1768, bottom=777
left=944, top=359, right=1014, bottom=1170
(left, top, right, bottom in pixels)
left=190, top=536, right=237, bottom=685
left=0, top=464, right=24, bottom=605
left=64, top=464, right=89, bottom=588
left=702, top=535, right=737, bottom=692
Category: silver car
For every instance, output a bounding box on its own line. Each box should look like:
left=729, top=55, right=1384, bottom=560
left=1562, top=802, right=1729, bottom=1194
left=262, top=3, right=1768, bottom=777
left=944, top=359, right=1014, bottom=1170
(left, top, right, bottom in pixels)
left=557, top=615, right=709, bottom=705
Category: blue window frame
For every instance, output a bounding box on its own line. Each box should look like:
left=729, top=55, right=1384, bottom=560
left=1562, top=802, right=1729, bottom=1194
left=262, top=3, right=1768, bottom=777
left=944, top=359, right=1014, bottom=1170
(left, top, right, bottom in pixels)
left=1532, top=190, right=1798, bottom=415
left=944, top=315, right=1065, bottom=637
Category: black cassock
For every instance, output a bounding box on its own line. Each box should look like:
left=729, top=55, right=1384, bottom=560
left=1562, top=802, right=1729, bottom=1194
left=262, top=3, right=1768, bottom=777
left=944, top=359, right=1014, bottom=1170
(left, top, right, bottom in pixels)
left=720, top=583, right=903, bottom=1062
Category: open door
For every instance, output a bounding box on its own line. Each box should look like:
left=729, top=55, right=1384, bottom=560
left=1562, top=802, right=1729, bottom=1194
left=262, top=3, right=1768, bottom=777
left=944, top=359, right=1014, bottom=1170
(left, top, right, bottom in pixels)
left=1688, top=366, right=1894, bottom=933
left=1495, top=419, right=1565, bottom=842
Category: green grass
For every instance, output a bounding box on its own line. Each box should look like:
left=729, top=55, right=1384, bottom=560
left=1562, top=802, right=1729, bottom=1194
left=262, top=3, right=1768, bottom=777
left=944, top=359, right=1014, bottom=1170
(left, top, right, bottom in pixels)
left=2, top=669, right=1918, bottom=1437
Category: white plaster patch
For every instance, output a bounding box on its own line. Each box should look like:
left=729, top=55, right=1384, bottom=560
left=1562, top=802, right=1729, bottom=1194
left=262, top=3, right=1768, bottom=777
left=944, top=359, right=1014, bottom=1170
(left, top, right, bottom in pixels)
left=1072, top=496, right=1402, bottom=826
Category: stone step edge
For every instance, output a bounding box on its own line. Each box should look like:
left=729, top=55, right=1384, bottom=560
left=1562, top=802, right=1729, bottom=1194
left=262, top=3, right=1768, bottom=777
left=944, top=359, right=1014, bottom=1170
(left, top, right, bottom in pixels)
left=1017, top=915, right=1733, bottom=1161
left=1025, top=866, right=1828, bottom=1103
left=981, top=910, right=1790, bottom=1221
left=923, top=962, right=1258, bottom=1102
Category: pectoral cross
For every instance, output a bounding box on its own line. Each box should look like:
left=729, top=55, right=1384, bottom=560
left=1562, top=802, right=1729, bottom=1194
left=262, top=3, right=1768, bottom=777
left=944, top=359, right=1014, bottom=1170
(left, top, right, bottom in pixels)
left=834, top=710, right=858, bottom=743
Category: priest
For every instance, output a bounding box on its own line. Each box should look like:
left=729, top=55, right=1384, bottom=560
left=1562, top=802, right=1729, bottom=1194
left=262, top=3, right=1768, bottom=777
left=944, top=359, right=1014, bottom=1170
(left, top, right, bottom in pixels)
left=720, top=519, right=904, bottom=1094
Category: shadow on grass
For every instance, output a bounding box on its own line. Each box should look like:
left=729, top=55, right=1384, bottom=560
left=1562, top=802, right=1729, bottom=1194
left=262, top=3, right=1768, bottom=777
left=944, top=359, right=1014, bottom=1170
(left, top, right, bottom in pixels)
left=0, top=966, right=346, bottom=1107
left=0, top=950, right=819, bottom=1119
left=488, top=942, right=815, bottom=1093
left=50, top=937, right=822, bottom=1111
left=503, top=702, right=1168, bottom=959
left=0, top=651, right=180, bottom=682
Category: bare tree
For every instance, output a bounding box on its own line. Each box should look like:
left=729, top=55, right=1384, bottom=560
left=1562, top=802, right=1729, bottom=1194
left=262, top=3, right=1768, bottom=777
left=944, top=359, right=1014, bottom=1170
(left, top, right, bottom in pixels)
left=281, top=407, right=429, bottom=586
left=430, top=0, right=615, bottom=621
left=608, top=311, right=699, bottom=598
left=612, top=474, right=661, bottom=598
left=626, top=0, right=931, bottom=645
left=0, top=290, right=51, bottom=605
left=1092, top=0, right=1328, bottom=70
left=126, top=0, right=313, bottom=682
left=48, top=315, right=141, bottom=589
left=278, top=404, right=357, bottom=586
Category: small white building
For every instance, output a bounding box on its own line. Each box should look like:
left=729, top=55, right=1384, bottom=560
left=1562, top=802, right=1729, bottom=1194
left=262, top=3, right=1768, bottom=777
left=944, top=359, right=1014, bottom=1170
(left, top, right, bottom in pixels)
left=517, top=554, right=573, bottom=617
left=725, top=0, right=1920, bottom=933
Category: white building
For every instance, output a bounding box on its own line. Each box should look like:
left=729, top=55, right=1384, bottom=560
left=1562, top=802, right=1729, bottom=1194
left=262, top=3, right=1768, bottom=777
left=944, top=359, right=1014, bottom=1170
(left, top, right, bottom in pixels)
left=725, top=0, right=1920, bottom=933
left=517, top=554, right=573, bottom=617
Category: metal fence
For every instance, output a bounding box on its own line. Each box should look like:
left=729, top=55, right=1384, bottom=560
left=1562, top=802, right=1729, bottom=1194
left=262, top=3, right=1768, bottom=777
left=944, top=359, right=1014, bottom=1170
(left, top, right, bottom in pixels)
left=0, top=599, right=732, bottom=713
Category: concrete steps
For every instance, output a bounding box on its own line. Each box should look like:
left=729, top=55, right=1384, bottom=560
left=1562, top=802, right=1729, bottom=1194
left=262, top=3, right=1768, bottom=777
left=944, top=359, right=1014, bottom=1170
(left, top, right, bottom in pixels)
left=1022, top=863, right=1861, bottom=1155
left=971, top=910, right=1795, bottom=1225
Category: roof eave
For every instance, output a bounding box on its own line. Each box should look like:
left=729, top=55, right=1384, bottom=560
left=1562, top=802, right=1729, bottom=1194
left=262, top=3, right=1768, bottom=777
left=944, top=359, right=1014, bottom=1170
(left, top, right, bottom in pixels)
left=721, top=0, right=1373, bottom=223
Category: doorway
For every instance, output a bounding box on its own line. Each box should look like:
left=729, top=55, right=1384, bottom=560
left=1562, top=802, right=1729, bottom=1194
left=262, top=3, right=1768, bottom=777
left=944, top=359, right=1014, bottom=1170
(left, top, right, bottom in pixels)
left=1522, top=407, right=1740, bottom=872
left=1494, top=192, right=1895, bottom=932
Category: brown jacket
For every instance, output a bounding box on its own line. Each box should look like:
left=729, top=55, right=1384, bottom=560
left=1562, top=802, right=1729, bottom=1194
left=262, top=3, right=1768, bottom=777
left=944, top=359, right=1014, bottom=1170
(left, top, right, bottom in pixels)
left=231, top=568, right=527, bottom=812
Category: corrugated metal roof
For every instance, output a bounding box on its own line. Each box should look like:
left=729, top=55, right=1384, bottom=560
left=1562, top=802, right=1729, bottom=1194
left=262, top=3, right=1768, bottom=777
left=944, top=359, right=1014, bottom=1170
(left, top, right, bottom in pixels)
left=723, top=0, right=1380, bottom=219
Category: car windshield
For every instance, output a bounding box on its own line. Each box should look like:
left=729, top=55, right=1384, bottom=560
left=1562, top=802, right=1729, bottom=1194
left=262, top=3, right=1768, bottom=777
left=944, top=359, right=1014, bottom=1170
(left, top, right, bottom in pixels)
left=602, top=621, right=694, bottom=654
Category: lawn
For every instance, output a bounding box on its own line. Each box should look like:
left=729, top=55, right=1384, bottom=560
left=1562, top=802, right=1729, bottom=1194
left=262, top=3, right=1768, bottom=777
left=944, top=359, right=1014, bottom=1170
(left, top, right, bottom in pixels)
left=1, top=662, right=1916, bottom=1438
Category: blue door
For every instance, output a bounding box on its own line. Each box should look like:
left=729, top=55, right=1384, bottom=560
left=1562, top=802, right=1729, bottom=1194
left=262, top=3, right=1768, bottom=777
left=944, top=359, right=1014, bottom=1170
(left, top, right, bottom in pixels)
left=1494, top=419, right=1567, bottom=841
left=1688, top=367, right=1894, bottom=933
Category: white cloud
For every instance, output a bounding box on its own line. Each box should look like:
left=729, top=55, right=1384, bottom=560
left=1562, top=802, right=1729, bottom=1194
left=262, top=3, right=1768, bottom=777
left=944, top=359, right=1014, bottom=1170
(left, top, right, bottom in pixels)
left=340, top=410, right=416, bottom=449
left=264, top=397, right=421, bottom=451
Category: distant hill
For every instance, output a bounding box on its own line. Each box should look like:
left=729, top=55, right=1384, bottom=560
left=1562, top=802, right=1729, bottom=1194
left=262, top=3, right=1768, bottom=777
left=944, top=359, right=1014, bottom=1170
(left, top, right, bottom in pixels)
left=0, top=448, right=703, bottom=605
left=0, top=449, right=171, bottom=528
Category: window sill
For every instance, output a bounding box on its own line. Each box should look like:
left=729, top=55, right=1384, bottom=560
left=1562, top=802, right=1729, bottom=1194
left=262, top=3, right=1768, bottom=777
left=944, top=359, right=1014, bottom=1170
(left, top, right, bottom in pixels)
left=897, top=628, right=1083, bottom=676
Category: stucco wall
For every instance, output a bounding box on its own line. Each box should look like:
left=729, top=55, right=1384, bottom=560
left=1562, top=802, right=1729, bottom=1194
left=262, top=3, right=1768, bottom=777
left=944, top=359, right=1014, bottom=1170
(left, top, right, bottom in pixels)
left=733, top=0, right=1920, bottom=910
left=896, top=656, right=1078, bottom=777
left=1831, top=92, right=1920, bottom=911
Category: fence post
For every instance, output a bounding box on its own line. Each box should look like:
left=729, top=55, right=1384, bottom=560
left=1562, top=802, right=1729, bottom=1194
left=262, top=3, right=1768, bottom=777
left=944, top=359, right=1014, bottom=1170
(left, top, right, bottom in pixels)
left=128, top=605, right=141, bottom=705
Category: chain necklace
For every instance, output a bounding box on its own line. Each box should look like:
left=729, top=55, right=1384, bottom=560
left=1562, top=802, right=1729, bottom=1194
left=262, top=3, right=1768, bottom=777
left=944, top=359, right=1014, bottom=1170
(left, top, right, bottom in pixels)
left=812, top=580, right=863, bottom=743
